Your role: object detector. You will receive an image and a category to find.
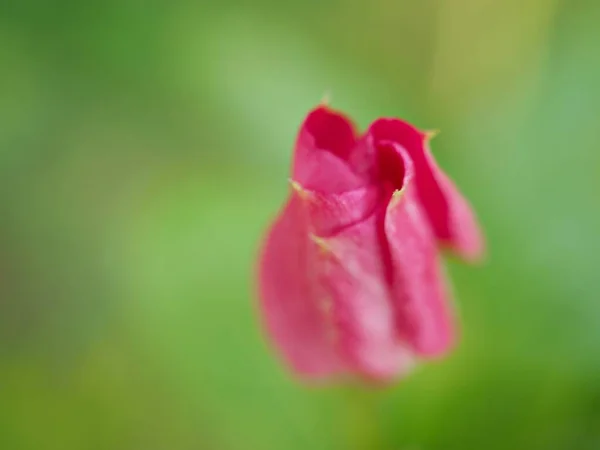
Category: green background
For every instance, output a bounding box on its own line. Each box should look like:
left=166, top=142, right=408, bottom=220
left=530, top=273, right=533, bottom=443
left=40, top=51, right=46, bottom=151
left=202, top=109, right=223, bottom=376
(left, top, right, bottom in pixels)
left=1, top=1, right=599, bottom=449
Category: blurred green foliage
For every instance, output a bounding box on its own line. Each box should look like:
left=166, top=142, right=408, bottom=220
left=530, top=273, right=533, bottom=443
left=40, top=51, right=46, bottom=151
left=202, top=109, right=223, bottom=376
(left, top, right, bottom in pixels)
left=1, top=0, right=600, bottom=449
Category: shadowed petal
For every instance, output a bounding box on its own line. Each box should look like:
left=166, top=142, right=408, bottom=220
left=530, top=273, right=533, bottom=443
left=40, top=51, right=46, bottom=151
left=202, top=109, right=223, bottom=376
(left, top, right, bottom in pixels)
left=289, top=179, right=382, bottom=237
left=258, top=194, right=344, bottom=377
left=292, top=107, right=377, bottom=194
left=379, top=143, right=456, bottom=356
left=369, top=119, right=484, bottom=261
left=312, top=213, right=414, bottom=381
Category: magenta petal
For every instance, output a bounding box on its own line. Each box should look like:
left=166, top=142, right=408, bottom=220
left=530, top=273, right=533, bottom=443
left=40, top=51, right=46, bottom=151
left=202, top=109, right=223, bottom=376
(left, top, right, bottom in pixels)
left=292, top=107, right=378, bottom=194
left=290, top=181, right=381, bottom=237
left=369, top=119, right=484, bottom=261
left=258, top=194, right=344, bottom=377
left=384, top=183, right=456, bottom=356
left=376, top=142, right=455, bottom=357
left=312, top=213, right=414, bottom=381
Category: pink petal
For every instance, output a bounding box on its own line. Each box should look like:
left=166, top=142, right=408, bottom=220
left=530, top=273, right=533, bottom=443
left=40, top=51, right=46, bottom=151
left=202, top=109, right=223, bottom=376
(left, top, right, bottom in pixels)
left=258, top=193, right=344, bottom=378
left=378, top=143, right=456, bottom=356
left=292, top=107, right=377, bottom=194
left=311, top=211, right=414, bottom=381
left=290, top=180, right=381, bottom=237
left=369, top=119, right=484, bottom=261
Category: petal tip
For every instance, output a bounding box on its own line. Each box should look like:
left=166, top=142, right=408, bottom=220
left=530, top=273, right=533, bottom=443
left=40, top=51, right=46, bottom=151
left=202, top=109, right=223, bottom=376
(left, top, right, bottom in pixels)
left=388, top=188, right=406, bottom=210
left=309, top=233, right=333, bottom=255
left=320, top=90, right=332, bottom=107
left=288, top=179, right=313, bottom=200
left=423, top=129, right=440, bottom=143
left=458, top=239, right=487, bottom=264
left=443, top=232, right=486, bottom=264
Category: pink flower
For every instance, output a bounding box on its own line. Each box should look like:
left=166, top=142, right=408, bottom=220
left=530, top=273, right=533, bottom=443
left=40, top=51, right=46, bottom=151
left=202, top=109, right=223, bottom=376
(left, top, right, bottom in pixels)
left=257, top=105, right=483, bottom=382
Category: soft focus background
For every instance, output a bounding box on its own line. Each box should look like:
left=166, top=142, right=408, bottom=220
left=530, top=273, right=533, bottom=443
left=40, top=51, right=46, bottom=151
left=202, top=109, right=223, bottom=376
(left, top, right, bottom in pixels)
left=1, top=0, right=600, bottom=449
